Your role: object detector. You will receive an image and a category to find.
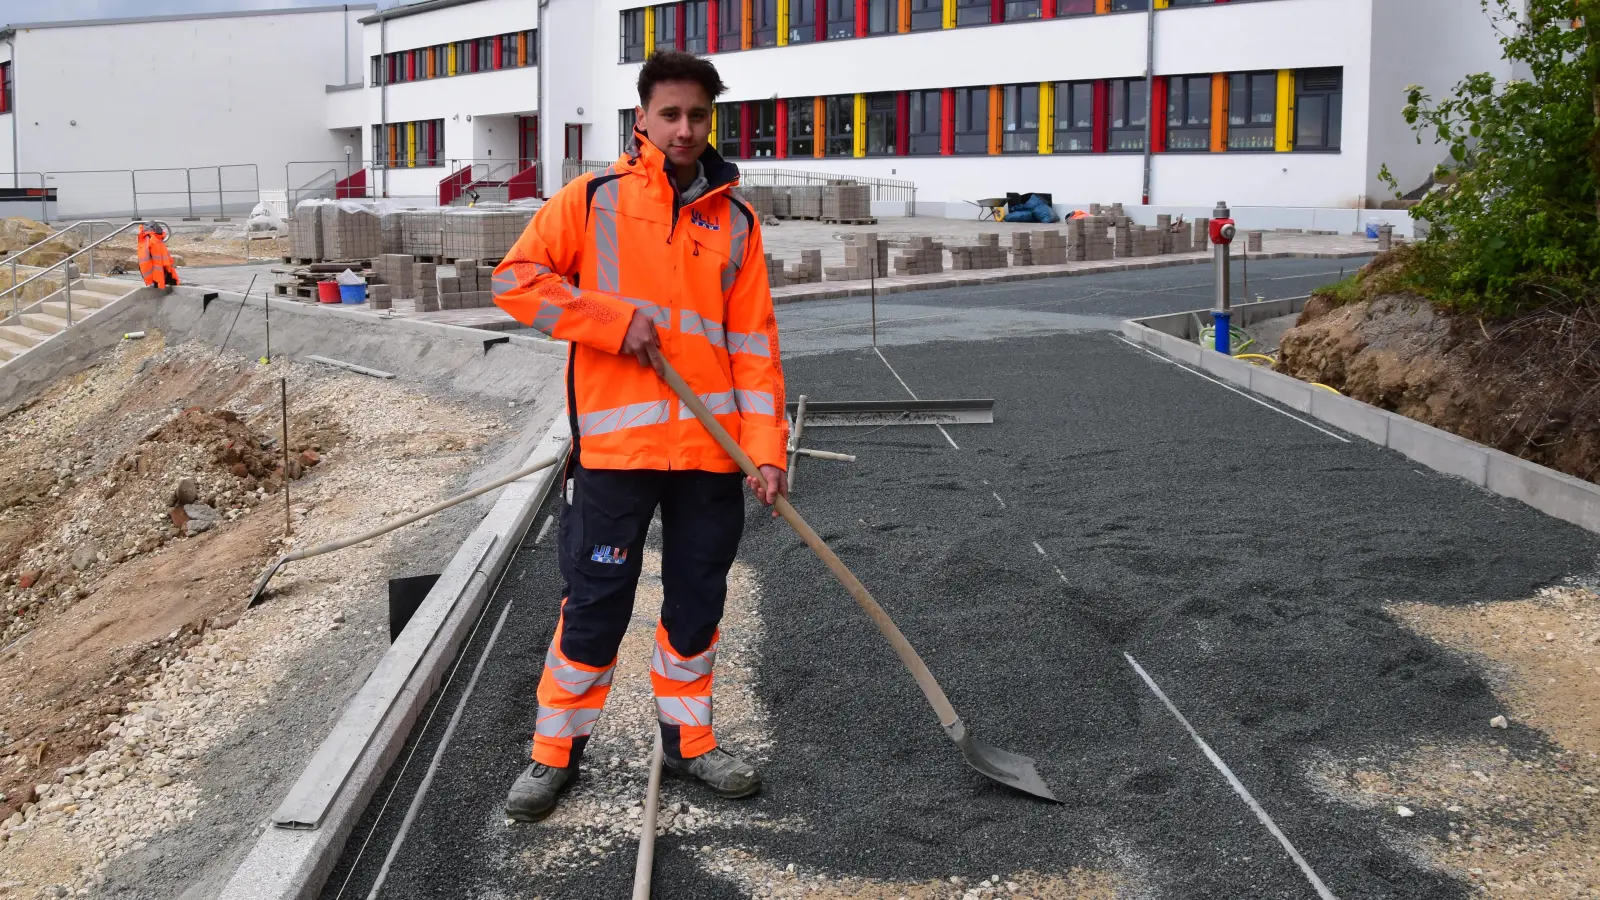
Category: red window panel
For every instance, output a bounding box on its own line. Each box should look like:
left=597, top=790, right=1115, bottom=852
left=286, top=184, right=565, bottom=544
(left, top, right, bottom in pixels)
left=991, top=0, right=1003, bottom=22
left=895, top=91, right=910, bottom=155
left=1150, top=77, right=1168, bottom=152
left=1043, top=0, right=1056, bottom=13
left=940, top=88, right=955, bottom=155
left=775, top=98, right=789, bottom=158
left=740, top=103, right=753, bottom=159
left=406, top=53, right=416, bottom=81
left=1092, top=80, right=1109, bottom=153
left=493, top=36, right=503, bottom=69
left=856, top=0, right=869, bottom=35
left=708, top=0, right=719, bottom=51
left=678, top=2, right=689, bottom=48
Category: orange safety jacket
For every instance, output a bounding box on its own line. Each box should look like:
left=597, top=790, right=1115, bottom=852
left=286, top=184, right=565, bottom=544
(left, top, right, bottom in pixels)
left=137, top=226, right=180, bottom=289
left=493, top=133, right=788, bottom=473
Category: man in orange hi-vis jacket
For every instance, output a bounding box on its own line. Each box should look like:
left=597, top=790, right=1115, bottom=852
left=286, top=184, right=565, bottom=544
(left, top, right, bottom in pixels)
left=492, top=50, right=787, bottom=822
left=137, top=224, right=180, bottom=290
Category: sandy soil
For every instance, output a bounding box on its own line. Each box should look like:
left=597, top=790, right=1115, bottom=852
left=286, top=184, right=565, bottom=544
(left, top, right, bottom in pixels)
left=1306, top=585, right=1600, bottom=898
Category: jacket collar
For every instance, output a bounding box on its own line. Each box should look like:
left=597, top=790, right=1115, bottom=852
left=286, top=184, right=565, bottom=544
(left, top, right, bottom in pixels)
left=624, top=128, right=741, bottom=199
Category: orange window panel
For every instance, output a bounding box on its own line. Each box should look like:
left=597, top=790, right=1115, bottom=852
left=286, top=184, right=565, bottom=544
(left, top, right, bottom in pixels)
left=988, top=85, right=1002, bottom=155
left=899, top=0, right=911, bottom=32
left=1210, top=72, right=1228, bottom=152
left=814, top=96, right=826, bottom=158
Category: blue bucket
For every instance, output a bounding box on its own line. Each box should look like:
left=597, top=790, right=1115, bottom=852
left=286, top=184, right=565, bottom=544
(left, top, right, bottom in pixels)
left=1365, top=220, right=1382, bottom=240
left=339, top=283, right=367, bottom=304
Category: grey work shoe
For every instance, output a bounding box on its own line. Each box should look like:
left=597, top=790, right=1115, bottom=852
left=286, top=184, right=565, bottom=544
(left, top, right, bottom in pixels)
left=663, top=746, right=762, bottom=799
left=504, top=761, right=579, bottom=822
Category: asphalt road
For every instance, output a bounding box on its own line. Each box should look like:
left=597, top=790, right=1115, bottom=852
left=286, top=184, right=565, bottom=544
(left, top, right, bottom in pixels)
left=319, top=263, right=1599, bottom=899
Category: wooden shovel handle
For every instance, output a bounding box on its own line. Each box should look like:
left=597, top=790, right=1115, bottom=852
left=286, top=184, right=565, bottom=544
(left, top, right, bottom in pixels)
left=653, top=352, right=960, bottom=728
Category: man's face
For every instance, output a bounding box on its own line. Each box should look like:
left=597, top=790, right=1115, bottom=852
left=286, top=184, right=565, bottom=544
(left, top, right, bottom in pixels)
left=638, top=79, right=714, bottom=171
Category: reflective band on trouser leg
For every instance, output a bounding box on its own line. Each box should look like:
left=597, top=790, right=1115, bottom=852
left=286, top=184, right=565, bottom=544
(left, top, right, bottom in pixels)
left=651, top=621, right=718, bottom=759
left=532, top=614, right=617, bottom=767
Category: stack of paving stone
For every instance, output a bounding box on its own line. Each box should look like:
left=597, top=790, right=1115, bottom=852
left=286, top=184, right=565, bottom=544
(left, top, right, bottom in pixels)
left=951, top=233, right=1008, bottom=270
left=741, top=185, right=776, bottom=220
left=1032, top=230, right=1068, bottom=265
left=1067, top=216, right=1115, bottom=261
left=765, top=253, right=789, bottom=288
left=320, top=203, right=382, bottom=261
left=289, top=202, right=325, bottom=261
left=1010, top=232, right=1034, bottom=266
left=441, top=208, right=535, bottom=264
left=440, top=258, right=496, bottom=309
left=1194, top=218, right=1210, bottom=253
left=413, top=261, right=440, bottom=311
left=369, top=284, right=393, bottom=310
left=892, top=236, right=945, bottom=275
left=821, top=183, right=873, bottom=223
left=374, top=254, right=416, bottom=300
left=1117, top=225, right=1163, bottom=258
left=1246, top=231, right=1264, bottom=252
left=788, top=185, right=823, bottom=219
left=785, top=249, right=823, bottom=284
left=824, top=233, right=888, bottom=281
left=401, top=209, right=444, bottom=259
left=770, top=188, right=792, bottom=219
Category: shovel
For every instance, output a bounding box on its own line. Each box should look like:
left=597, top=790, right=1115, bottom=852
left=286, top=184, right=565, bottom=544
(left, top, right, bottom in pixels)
left=653, top=352, right=1058, bottom=802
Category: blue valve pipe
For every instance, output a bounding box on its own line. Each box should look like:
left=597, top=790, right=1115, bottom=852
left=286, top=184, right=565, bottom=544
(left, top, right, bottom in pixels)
left=1212, top=310, right=1232, bottom=355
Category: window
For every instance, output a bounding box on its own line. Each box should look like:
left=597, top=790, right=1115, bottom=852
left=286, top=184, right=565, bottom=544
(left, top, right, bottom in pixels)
left=1108, top=78, right=1146, bottom=151
left=655, top=3, right=680, bottom=50
left=372, top=56, right=382, bottom=86
left=0, top=62, right=12, bottom=115
left=499, top=34, right=517, bottom=68
left=373, top=119, right=445, bottom=168
left=620, top=109, right=638, bottom=155
left=716, top=0, right=743, bottom=49
left=867, top=0, right=900, bottom=33
left=685, top=0, right=710, bottom=52
left=953, top=87, right=989, bottom=154
left=717, top=102, right=743, bottom=156
left=476, top=37, right=494, bottom=71
left=413, top=48, right=428, bottom=79
left=621, top=8, right=646, bottom=62
left=1295, top=68, right=1342, bottom=151
left=1168, top=0, right=1212, bottom=6
left=1111, top=0, right=1148, bottom=9
left=826, top=0, right=855, bottom=38
left=1001, top=84, right=1038, bottom=153
left=1166, top=74, right=1211, bottom=151
left=749, top=100, right=779, bottom=157
left=525, top=30, right=538, bottom=65
left=908, top=89, right=941, bottom=155
left=824, top=95, right=855, bottom=156
left=909, top=0, right=943, bottom=31
left=753, top=0, right=779, bottom=46
left=1056, top=0, right=1094, bottom=13
left=1005, top=0, right=1042, bottom=20
left=864, top=93, right=897, bottom=156
left=1228, top=71, right=1276, bottom=150
left=789, top=0, right=818, bottom=42
left=788, top=98, right=816, bottom=156
left=1054, top=81, right=1093, bottom=152
left=955, top=0, right=990, bottom=26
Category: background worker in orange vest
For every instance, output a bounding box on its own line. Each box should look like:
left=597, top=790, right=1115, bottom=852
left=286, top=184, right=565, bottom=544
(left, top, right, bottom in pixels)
left=137, top=224, right=179, bottom=290
left=491, top=50, right=788, bottom=822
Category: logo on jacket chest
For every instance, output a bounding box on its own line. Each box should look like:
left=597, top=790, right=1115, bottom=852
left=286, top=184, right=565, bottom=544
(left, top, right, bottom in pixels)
left=689, top=209, right=720, bottom=232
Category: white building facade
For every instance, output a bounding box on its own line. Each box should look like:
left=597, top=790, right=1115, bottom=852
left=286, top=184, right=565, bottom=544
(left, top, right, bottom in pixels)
left=0, top=5, right=369, bottom=220
left=531, top=0, right=1514, bottom=216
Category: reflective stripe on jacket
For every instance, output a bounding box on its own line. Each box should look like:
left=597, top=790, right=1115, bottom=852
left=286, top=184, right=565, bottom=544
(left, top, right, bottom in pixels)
left=492, top=134, right=788, bottom=473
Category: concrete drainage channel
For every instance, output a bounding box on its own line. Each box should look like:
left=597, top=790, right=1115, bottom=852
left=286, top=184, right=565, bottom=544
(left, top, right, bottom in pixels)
left=1122, top=299, right=1600, bottom=535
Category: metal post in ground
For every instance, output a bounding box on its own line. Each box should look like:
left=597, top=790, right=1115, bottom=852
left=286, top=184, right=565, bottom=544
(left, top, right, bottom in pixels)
left=281, top=378, right=292, bottom=538
left=130, top=171, right=140, bottom=221
left=870, top=257, right=877, bottom=347
left=215, top=168, right=229, bottom=222
left=184, top=169, right=197, bottom=221
left=1212, top=200, right=1233, bottom=355
left=64, top=269, right=72, bottom=326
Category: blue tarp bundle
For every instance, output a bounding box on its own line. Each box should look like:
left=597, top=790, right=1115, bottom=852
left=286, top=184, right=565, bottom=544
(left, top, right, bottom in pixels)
left=1003, top=193, right=1060, bottom=224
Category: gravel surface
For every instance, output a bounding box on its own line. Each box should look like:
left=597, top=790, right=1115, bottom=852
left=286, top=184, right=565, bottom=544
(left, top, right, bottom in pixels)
left=318, top=329, right=1597, bottom=898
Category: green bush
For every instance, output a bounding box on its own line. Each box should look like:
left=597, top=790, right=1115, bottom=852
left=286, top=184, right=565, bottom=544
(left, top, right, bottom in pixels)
left=1384, top=0, right=1600, bottom=314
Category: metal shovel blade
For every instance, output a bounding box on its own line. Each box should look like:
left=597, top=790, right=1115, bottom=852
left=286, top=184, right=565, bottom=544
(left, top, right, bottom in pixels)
left=945, top=718, right=1059, bottom=802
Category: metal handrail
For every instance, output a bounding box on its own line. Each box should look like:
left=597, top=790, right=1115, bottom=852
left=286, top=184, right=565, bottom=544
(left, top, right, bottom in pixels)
left=0, top=220, right=165, bottom=327
left=0, top=220, right=114, bottom=316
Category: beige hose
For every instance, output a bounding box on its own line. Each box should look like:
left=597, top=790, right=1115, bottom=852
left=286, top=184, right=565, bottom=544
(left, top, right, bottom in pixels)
left=247, top=452, right=565, bottom=606
left=632, top=730, right=665, bottom=899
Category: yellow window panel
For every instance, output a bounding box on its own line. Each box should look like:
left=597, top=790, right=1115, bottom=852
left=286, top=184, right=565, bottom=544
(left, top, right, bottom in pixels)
left=645, top=6, right=656, bottom=56
left=1275, top=69, right=1295, bottom=151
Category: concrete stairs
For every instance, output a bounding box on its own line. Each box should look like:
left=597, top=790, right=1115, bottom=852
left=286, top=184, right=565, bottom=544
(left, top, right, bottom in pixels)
left=0, top=277, right=139, bottom=363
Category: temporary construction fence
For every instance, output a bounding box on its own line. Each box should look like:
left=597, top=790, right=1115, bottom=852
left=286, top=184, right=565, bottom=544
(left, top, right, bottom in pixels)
left=33, top=165, right=261, bottom=221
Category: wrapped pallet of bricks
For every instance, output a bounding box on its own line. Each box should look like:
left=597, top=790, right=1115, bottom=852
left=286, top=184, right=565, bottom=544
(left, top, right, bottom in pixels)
left=381, top=211, right=407, bottom=255
left=789, top=185, right=823, bottom=219
left=401, top=209, right=444, bottom=258
left=771, top=188, right=792, bottom=219
left=441, top=208, right=536, bottom=264
left=290, top=200, right=327, bottom=261
left=742, top=185, right=776, bottom=221
left=821, top=183, right=871, bottom=222
left=320, top=201, right=382, bottom=261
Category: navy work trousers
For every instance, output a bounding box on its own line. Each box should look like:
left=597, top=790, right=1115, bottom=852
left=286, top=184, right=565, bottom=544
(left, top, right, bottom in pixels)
left=556, top=462, right=745, bottom=668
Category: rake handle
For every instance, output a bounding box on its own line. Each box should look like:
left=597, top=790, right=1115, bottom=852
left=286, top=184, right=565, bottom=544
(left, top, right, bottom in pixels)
left=653, top=353, right=960, bottom=729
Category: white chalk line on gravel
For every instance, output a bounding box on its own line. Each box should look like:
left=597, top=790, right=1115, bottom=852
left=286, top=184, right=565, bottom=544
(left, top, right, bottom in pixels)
left=1113, top=335, right=1353, bottom=444
left=872, top=346, right=960, bottom=449
left=1122, top=653, right=1340, bottom=900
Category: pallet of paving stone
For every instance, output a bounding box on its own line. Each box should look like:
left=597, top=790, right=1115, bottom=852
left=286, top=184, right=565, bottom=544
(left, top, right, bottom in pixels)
left=819, top=217, right=878, bottom=225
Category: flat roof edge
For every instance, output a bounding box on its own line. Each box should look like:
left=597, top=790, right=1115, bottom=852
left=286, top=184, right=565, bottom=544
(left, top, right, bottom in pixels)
left=3, top=5, right=376, bottom=33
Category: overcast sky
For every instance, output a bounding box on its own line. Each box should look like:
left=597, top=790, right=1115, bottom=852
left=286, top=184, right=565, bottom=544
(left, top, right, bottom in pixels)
left=0, top=0, right=402, bottom=25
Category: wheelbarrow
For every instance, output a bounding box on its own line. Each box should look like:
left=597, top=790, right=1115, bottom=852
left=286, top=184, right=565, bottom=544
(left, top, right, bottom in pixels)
left=969, top=198, right=1006, bottom=222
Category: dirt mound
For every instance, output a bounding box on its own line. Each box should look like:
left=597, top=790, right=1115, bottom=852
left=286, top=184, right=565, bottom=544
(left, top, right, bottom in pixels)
left=1278, top=294, right=1600, bottom=484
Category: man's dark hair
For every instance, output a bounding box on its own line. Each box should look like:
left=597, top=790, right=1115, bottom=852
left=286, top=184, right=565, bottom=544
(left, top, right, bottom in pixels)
left=637, top=51, right=727, bottom=108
